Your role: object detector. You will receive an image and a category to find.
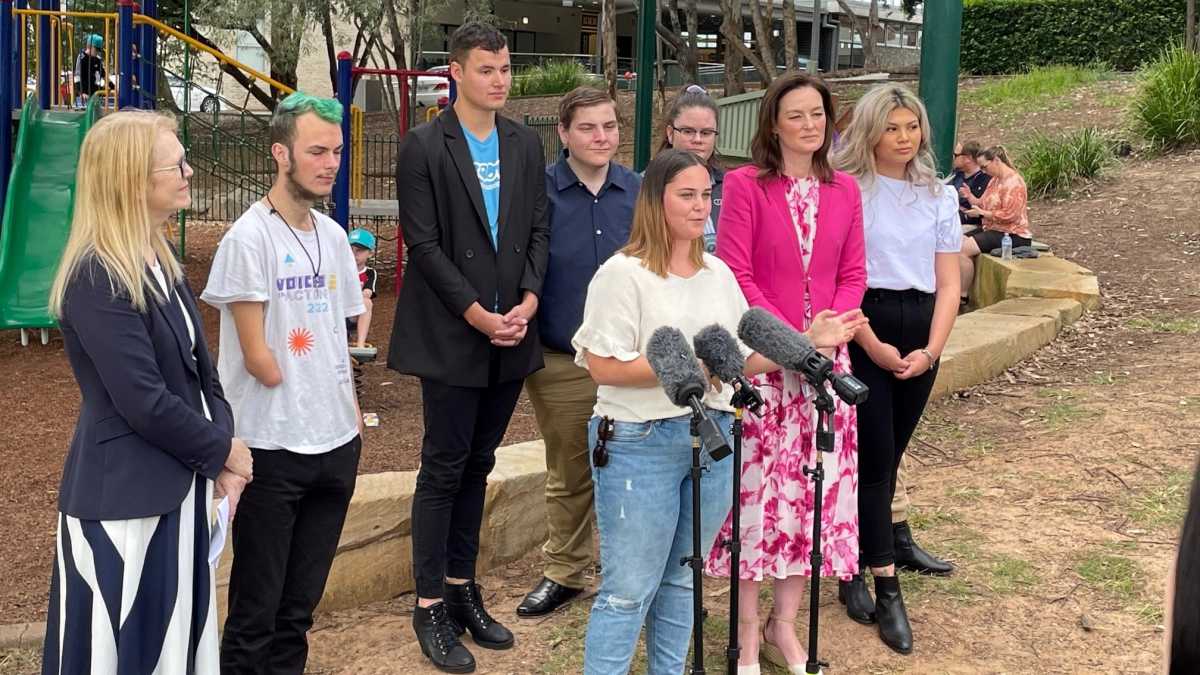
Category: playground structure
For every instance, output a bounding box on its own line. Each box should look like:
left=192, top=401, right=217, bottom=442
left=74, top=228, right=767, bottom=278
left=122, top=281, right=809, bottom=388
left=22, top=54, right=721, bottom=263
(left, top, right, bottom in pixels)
left=0, top=0, right=455, bottom=343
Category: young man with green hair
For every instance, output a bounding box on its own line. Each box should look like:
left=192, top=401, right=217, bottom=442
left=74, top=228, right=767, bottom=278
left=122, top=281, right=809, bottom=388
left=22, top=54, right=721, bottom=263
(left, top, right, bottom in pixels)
left=202, top=92, right=366, bottom=674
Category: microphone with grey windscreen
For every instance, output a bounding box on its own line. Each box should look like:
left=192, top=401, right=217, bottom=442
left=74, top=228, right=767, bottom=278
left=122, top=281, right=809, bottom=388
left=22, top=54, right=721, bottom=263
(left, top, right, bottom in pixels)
left=692, top=324, right=765, bottom=414
left=737, top=307, right=869, bottom=405
left=645, top=327, right=732, bottom=461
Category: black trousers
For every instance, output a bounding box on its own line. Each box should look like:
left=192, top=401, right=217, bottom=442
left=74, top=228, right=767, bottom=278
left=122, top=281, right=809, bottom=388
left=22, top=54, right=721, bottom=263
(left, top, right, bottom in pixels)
left=413, top=360, right=524, bottom=599
left=849, top=289, right=939, bottom=568
left=220, top=436, right=361, bottom=675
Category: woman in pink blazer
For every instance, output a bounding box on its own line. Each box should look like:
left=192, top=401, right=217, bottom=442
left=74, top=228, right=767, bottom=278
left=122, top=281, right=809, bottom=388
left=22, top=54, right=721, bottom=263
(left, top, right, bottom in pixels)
left=705, top=72, right=867, bottom=675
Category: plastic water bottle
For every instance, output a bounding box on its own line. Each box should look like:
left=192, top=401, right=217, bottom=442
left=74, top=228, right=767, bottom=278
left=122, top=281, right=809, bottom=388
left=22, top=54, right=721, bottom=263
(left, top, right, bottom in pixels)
left=1001, top=232, right=1013, bottom=261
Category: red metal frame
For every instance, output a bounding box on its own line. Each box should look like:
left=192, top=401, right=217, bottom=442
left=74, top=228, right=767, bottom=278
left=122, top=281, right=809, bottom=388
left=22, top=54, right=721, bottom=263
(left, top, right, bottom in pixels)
left=350, top=67, right=451, bottom=294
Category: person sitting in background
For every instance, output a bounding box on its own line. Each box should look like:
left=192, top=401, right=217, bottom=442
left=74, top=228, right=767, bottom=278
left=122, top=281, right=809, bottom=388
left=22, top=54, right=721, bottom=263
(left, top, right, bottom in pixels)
left=958, top=145, right=1032, bottom=303
left=947, top=141, right=990, bottom=230
left=348, top=228, right=378, bottom=349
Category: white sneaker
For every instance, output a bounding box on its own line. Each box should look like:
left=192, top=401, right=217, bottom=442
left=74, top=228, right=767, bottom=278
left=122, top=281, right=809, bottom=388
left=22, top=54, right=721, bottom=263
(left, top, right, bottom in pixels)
left=737, top=665, right=761, bottom=675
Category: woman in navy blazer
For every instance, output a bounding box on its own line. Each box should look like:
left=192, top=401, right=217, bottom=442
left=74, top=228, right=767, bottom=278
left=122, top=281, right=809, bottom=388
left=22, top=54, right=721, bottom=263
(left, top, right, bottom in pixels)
left=41, top=111, right=252, bottom=675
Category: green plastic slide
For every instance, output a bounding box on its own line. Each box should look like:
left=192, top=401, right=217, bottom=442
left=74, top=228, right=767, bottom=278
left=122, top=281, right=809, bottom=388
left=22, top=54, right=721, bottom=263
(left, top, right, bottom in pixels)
left=0, top=97, right=98, bottom=339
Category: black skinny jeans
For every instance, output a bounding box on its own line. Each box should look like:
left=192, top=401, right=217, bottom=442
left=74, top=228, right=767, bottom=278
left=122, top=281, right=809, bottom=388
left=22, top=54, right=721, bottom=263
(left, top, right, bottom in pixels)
left=411, top=354, right=524, bottom=599
left=849, top=289, right=939, bottom=569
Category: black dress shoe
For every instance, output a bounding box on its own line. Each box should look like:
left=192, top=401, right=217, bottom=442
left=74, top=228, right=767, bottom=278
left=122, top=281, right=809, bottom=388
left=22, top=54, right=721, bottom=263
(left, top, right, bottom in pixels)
left=517, top=577, right=583, bottom=617
left=894, top=521, right=955, bottom=576
left=444, top=580, right=515, bottom=650
left=413, top=602, right=476, bottom=673
left=874, top=575, right=913, bottom=655
left=837, top=570, right=876, bottom=625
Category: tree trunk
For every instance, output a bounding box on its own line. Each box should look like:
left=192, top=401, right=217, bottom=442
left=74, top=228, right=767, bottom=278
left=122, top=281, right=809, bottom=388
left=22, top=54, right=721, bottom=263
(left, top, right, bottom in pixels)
left=866, top=0, right=879, bottom=68
left=1188, top=0, right=1196, bottom=51
left=835, top=0, right=875, bottom=70
left=187, top=27, right=277, bottom=110
left=382, top=0, right=409, bottom=71
left=684, top=0, right=701, bottom=84
left=720, top=0, right=772, bottom=83
left=321, top=3, right=337, bottom=94
left=722, top=0, right=745, bottom=94
left=751, top=0, right=776, bottom=79
left=663, top=0, right=700, bottom=85
left=603, top=0, right=618, bottom=98
left=784, top=0, right=798, bottom=72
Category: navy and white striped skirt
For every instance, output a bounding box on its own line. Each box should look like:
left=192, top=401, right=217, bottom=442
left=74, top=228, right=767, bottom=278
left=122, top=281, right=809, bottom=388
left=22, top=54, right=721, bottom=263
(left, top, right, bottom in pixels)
left=42, top=474, right=219, bottom=675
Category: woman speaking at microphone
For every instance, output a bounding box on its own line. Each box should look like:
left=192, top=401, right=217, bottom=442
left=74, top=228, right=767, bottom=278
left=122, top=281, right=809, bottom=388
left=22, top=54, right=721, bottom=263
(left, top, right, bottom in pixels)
left=572, top=148, right=862, bottom=675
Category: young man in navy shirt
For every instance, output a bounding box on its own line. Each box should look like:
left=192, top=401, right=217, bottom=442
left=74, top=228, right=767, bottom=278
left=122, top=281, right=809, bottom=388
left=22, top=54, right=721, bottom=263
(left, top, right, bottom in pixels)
left=516, top=87, right=640, bottom=618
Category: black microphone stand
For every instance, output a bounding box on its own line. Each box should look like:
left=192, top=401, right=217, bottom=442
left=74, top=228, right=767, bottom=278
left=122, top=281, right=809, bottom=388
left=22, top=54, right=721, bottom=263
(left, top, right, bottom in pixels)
left=801, top=385, right=835, bottom=675
left=723, top=383, right=760, bottom=675
left=686, top=413, right=708, bottom=674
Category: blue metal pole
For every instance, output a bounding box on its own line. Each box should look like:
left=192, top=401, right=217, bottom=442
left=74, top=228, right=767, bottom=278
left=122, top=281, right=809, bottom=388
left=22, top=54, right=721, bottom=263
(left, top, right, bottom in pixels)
left=11, top=0, right=22, bottom=105
left=140, top=0, right=155, bottom=108
left=333, top=51, right=352, bottom=230
left=117, top=0, right=132, bottom=108
left=36, top=0, right=48, bottom=109
left=1, top=0, right=13, bottom=222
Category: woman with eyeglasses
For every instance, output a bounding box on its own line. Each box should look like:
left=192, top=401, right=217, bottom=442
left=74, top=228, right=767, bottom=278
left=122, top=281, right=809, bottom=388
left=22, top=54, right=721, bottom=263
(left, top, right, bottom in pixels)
left=660, top=84, right=724, bottom=252
left=706, top=72, right=868, bottom=674
left=573, top=149, right=863, bottom=675
left=41, top=111, right=252, bottom=674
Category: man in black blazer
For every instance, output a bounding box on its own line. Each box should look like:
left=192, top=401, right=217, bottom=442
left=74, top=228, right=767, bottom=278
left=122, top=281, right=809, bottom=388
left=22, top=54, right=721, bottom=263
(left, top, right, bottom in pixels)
left=388, top=22, right=549, bottom=674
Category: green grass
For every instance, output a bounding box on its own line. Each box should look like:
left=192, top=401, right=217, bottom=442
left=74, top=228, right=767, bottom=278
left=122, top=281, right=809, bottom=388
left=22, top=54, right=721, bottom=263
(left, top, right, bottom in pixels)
left=511, top=61, right=596, bottom=97
left=963, top=65, right=1106, bottom=107
left=1076, top=551, right=1141, bottom=603
left=1037, top=387, right=1078, bottom=400
left=987, top=556, right=1037, bottom=595
left=1128, top=468, right=1191, bottom=530
left=1133, top=601, right=1166, bottom=625
left=1126, top=315, right=1200, bottom=334
left=1019, top=127, right=1117, bottom=198
left=1133, top=42, right=1200, bottom=148
left=1088, top=371, right=1121, bottom=385
left=1040, top=400, right=1098, bottom=427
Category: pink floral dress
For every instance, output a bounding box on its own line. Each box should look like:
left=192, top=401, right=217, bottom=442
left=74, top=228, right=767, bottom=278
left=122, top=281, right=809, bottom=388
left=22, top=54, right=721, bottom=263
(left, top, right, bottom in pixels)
left=706, top=176, right=860, bottom=581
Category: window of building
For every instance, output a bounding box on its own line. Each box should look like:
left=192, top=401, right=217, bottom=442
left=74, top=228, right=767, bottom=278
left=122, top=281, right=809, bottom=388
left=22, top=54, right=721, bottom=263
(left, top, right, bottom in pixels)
left=681, top=31, right=718, bottom=49
left=235, top=30, right=268, bottom=73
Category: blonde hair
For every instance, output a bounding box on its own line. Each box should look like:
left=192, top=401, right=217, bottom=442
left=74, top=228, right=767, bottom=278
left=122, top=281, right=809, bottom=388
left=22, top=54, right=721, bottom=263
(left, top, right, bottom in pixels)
left=50, top=111, right=183, bottom=317
left=833, top=83, right=941, bottom=196
left=622, top=149, right=706, bottom=277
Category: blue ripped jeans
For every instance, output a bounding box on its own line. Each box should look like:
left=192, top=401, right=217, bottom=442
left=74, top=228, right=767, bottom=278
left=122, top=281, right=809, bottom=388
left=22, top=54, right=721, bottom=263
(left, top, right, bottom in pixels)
left=583, top=413, right=735, bottom=675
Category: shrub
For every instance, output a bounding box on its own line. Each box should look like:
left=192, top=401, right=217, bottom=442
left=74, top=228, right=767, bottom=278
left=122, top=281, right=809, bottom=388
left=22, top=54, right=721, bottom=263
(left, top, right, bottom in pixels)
left=511, top=61, right=594, bottom=97
left=1132, top=42, right=1200, bottom=148
left=961, top=0, right=1187, bottom=75
left=1019, top=127, right=1116, bottom=197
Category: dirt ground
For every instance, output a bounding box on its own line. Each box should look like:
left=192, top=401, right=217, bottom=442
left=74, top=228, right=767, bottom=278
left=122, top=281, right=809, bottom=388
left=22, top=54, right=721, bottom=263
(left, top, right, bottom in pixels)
left=3, top=74, right=1198, bottom=673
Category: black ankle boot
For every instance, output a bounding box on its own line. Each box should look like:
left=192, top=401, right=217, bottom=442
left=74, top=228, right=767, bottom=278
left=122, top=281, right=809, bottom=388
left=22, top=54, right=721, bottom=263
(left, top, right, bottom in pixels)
left=838, top=569, right=876, bottom=625
left=413, top=602, right=475, bottom=673
left=873, top=575, right=913, bottom=655
left=894, top=521, right=954, bottom=576
left=444, top=580, right=515, bottom=650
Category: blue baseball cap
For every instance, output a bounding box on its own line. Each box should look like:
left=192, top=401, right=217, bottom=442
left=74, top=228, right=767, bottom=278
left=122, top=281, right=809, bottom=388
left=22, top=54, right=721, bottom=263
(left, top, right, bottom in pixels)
left=348, top=228, right=376, bottom=251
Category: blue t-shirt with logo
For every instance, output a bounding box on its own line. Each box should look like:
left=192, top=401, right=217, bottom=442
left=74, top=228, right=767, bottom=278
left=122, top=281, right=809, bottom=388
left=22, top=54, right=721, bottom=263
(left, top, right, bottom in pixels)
left=463, top=124, right=500, bottom=249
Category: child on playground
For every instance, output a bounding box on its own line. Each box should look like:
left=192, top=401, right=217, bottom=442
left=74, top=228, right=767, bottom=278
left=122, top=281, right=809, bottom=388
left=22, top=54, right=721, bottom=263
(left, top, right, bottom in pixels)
left=347, top=228, right=377, bottom=349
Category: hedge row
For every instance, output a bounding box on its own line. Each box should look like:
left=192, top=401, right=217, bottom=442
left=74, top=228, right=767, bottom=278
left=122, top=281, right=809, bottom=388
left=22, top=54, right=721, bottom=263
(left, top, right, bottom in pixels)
left=961, top=0, right=1188, bottom=74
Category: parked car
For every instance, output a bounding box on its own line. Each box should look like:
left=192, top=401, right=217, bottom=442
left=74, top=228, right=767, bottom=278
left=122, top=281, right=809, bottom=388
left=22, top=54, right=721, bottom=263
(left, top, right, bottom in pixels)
left=167, top=75, right=221, bottom=113
left=414, top=65, right=451, bottom=108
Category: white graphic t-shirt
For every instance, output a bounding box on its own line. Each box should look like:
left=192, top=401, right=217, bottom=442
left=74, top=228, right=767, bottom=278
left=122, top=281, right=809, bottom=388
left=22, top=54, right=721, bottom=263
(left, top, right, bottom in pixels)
left=201, top=201, right=365, bottom=454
